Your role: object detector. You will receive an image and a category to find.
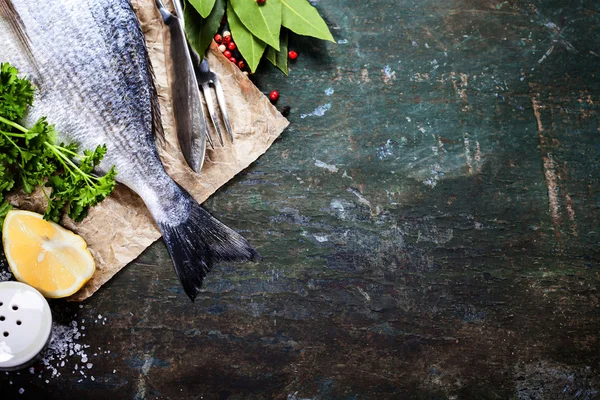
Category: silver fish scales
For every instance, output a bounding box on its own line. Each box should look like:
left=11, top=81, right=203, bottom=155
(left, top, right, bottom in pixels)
left=0, top=0, right=259, bottom=300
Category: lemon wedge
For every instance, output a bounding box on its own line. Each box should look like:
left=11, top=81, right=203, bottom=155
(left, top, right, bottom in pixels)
left=2, top=210, right=95, bottom=298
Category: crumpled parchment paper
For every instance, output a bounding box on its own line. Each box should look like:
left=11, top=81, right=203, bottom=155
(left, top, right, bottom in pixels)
left=8, top=0, right=289, bottom=301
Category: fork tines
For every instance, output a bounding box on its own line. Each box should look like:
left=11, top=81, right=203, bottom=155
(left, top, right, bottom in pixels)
left=197, top=59, right=234, bottom=148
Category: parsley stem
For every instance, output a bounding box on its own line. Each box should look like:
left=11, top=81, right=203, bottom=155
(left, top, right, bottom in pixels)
left=0, top=130, right=27, bottom=137
left=45, top=142, right=76, bottom=178
left=52, top=144, right=83, bottom=159
left=41, top=185, right=51, bottom=203
left=0, top=129, right=28, bottom=165
left=47, top=144, right=103, bottom=182
left=0, top=116, right=27, bottom=133
left=43, top=142, right=95, bottom=187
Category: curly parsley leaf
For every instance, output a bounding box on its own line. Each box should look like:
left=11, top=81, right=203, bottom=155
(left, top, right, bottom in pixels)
left=0, top=63, right=34, bottom=126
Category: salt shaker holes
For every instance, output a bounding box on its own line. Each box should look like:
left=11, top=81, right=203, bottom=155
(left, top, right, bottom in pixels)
left=0, top=281, right=53, bottom=371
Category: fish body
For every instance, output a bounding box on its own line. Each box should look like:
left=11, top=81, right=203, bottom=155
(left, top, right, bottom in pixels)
left=0, top=0, right=259, bottom=300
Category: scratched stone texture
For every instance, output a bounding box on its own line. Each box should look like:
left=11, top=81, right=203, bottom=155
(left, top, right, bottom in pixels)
left=1, top=0, right=600, bottom=399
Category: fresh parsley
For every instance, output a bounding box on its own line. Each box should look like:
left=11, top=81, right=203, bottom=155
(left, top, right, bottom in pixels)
left=0, top=62, right=117, bottom=227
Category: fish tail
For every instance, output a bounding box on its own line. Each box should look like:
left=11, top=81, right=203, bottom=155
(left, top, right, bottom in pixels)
left=156, top=188, right=260, bottom=301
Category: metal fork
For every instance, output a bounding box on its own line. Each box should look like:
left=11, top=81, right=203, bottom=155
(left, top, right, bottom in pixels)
left=196, top=58, right=234, bottom=148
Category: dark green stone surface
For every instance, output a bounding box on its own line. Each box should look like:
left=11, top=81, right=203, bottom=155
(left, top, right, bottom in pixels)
left=1, top=0, right=600, bottom=398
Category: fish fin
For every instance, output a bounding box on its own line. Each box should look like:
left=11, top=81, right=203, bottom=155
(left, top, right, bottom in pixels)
left=157, top=189, right=260, bottom=301
left=132, top=4, right=163, bottom=143
left=146, top=50, right=165, bottom=144
left=0, top=0, right=40, bottom=74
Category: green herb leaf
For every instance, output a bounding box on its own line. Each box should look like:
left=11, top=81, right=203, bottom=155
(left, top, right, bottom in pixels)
left=185, top=0, right=226, bottom=58
left=187, top=0, right=216, bottom=18
left=0, top=201, right=12, bottom=228
left=0, top=62, right=34, bottom=130
left=281, top=0, right=334, bottom=42
left=230, top=0, right=281, bottom=50
left=266, top=29, right=289, bottom=75
left=228, top=1, right=267, bottom=73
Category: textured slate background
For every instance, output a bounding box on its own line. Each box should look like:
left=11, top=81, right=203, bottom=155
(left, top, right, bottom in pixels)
left=1, top=0, right=599, bottom=399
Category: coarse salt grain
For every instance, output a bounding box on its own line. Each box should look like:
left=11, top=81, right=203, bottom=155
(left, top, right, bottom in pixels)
left=0, top=260, right=13, bottom=281
left=37, top=318, right=102, bottom=383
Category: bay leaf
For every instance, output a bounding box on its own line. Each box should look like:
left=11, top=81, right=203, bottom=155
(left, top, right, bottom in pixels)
left=184, top=0, right=226, bottom=58
left=188, top=0, right=216, bottom=19
left=230, top=0, right=281, bottom=50
left=281, top=0, right=334, bottom=42
left=266, top=29, right=288, bottom=75
left=228, top=1, right=267, bottom=72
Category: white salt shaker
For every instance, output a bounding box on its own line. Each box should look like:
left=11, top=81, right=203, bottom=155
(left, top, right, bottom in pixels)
left=0, top=281, right=52, bottom=371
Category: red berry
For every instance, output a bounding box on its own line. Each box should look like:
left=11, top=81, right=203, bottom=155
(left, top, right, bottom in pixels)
left=214, top=34, right=223, bottom=44
left=223, top=50, right=232, bottom=58
left=238, top=60, right=246, bottom=69
left=257, top=0, right=266, bottom=4
left=288, top=50, right=298, bottom=60
left=223, top=35, right=232, bottom=44
left=269, top=90, right=279, bottom=102
left=227, top=42, right=236, bottom=51
left=229, top=56, right=237, bottom=63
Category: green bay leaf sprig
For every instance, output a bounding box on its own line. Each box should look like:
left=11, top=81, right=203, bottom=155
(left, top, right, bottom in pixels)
left=188, top=0, right=216, bottom=18
left=184, top=0, right=335, bottom=73
left=227, top=0, right=267, bottom=72
left=230, top=0, right=281, bottom=50
left=184, top=0, right=226, bottom=64
left=265, top=28, right=289, bottom=75
left=0, top=63, right=117, bottom=228
left=281, top=0, right=334, bottom=42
